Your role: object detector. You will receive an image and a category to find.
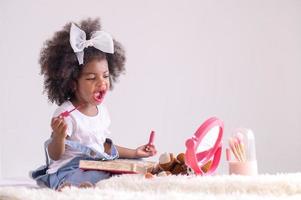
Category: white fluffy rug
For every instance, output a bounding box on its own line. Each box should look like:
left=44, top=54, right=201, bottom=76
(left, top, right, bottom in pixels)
left=1, top=173, right=301, bottom=200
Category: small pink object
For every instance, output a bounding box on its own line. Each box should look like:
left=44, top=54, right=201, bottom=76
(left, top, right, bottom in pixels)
left=146, top=131, right=156, bottom=155
left=226, top=148, right=231, bottom=161
left=235, top=132, right=244, bottom=143
left=185, top=117, right=224, bottom=175
left=59, top=104, right=82, bottom=118
left=148, top=131, right=155, bottom=146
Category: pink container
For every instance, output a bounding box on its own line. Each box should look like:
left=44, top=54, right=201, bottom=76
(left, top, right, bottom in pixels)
left=228, top=161, right=258, bottom=175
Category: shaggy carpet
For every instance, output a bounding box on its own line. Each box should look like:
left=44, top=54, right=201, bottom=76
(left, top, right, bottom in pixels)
left=1, top=173, right=301, bottom=200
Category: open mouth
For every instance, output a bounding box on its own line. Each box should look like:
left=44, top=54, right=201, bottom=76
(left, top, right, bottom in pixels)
left=93, top=91, right=106, bottom=103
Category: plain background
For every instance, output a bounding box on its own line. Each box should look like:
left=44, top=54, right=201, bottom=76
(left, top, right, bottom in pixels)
left=0, top=0, right=300, bottom=179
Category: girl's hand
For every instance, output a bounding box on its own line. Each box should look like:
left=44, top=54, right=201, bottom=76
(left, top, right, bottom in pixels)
left=51, top=117, right=67, bottom=140
left=135, top=144, right=157, bottom=158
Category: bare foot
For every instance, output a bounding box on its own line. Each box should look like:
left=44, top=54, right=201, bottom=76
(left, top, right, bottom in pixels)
left=57, top=182, right=72, bottom=191
left=79, top=181, right=95, bottom=189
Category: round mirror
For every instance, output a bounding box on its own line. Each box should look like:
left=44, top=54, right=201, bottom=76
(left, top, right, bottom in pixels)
left=185, top=117, right=223, bottom=175
left=197, top=125, right=220, bottom=153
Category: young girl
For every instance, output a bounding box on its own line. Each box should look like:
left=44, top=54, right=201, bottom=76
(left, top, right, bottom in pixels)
left=32, top=18, right=157, bottom=190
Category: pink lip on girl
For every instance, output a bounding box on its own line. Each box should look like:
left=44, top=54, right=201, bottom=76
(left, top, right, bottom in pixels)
left=93, top=91, right=106, bottom=102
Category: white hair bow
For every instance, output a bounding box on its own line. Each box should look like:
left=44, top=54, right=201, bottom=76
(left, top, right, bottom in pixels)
left=69, top=23, right=114, bottom=65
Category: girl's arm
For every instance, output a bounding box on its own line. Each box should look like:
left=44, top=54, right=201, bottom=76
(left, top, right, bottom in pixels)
left=48, top=117, right=68, bottom=160
left=115, top=144, right=156, bottom=159
left=115, top=145, right=137, bottom=159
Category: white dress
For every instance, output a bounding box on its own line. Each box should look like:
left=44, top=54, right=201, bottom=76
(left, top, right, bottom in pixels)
left=47, top=101, right=111, bottom=174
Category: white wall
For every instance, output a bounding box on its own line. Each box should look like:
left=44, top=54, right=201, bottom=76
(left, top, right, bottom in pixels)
left=0, top=0, right=300, bottom=178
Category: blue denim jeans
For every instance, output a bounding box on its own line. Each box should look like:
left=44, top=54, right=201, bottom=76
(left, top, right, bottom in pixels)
left=31, top=138, right=118, bottom=189
left=36, top=156, right=111, bottom=189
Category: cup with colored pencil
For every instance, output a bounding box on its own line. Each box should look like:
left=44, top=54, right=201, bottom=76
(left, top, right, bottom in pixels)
left=226, top=128, right=258, bottom=175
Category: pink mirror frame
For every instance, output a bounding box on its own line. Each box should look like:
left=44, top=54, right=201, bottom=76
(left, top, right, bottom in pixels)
left=185, top=117, right=224, bottom=175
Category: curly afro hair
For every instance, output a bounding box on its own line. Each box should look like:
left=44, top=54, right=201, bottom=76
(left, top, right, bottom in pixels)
left=40, top=18, right=126, bottom=106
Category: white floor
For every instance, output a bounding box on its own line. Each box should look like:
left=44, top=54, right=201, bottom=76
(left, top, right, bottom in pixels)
left=1, top=173, right=301, bottom=200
